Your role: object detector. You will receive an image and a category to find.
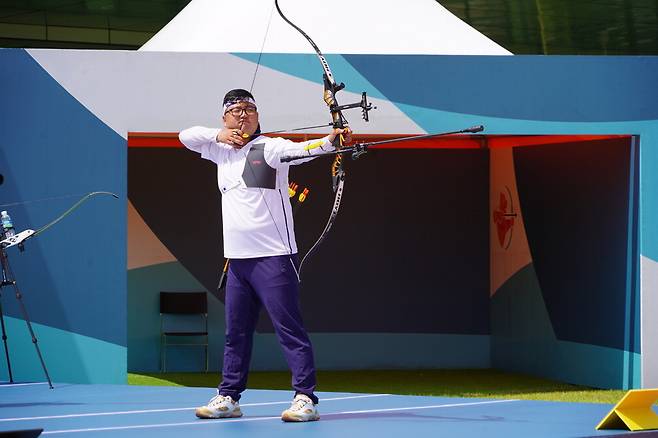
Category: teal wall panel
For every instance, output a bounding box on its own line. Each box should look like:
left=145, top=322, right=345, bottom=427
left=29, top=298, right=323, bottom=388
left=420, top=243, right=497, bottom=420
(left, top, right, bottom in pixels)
left=128, top=262, right=491, bottom=372
left=128, top=261, right=224, bottom=372
left=0, top=317, right=126, bottom=384
left=492, top=263, right=639, bottom=388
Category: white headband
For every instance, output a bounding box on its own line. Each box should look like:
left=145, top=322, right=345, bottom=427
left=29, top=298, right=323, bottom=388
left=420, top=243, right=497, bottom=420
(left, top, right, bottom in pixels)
left=223, top=97, right=257, bottom=113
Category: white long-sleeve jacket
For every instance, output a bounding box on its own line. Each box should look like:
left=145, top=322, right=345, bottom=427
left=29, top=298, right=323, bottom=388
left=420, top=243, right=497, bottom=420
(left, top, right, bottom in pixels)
left=179, top=126, right=334, bottom=258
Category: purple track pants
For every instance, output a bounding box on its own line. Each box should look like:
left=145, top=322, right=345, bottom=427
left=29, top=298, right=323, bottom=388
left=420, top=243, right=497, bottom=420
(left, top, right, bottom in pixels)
left=218, top=254, right=318, bottom=404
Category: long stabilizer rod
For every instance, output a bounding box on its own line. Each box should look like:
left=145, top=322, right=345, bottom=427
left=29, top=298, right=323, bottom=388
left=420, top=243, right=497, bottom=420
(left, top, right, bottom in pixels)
left=280, top=125, right=484, bottom=163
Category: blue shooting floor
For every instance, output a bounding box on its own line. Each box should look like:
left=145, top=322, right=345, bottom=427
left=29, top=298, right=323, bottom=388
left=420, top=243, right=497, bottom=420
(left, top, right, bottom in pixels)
left=0, top=382, right=655, bottom=437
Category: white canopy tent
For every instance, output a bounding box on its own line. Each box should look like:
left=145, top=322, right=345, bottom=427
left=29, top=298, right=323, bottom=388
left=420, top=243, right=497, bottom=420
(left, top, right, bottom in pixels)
left=140, top=0, right=511, bottom=55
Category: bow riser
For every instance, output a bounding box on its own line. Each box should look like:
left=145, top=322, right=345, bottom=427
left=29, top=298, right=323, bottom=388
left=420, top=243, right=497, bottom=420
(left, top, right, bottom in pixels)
left=274, top=0, right=375, bottom=277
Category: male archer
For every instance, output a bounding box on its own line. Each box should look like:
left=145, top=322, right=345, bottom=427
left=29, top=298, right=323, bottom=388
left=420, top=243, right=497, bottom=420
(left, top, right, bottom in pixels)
left=179, top=88, right=351, bottom=422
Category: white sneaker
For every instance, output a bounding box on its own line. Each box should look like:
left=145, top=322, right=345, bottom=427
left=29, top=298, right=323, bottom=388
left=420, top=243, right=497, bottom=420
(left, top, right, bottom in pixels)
left=195, top=393, right=242, bottom=419
left=281, top=393, right=320, bottom=422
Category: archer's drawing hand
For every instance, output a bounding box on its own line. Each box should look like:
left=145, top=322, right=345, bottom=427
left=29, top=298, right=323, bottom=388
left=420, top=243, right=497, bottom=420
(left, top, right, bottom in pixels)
left=217, top=128, right=247, bottom=149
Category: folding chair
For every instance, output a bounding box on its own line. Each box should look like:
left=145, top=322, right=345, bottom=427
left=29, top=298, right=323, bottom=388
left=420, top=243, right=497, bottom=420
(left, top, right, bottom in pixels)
left=159, top=291, right=208, bottom=372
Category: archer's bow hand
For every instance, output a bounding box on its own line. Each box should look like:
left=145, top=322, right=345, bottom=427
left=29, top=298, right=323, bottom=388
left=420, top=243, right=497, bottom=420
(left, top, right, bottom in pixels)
left=327, top=127, right=353, bottom=147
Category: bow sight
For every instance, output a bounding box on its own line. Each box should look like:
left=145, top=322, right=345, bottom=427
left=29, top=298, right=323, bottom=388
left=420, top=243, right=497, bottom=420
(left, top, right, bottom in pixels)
left=331, top=91, right=376, bottom=123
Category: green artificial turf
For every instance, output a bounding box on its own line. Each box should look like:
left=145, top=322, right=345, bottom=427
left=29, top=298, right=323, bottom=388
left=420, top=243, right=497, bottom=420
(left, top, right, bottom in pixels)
left=128, top=369, right=628, bottom=404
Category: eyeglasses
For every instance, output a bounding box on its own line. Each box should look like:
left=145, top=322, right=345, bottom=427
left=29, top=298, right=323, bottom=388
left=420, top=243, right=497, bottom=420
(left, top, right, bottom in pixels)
left=225, top=106, right=258, bottom=117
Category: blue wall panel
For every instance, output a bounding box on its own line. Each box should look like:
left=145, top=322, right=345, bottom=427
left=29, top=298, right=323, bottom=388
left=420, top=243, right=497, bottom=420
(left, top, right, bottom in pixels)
left=0, top=49, right=126, bottom=383
left=343, top=55, right=658, bottom=122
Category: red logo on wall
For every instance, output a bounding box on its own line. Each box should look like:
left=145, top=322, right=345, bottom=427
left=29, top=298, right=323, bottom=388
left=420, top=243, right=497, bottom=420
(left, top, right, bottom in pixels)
left=493, top=186, right=517, bottom=249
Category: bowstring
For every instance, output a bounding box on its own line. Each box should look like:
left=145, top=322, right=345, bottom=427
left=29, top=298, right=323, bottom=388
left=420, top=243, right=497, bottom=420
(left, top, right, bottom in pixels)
left=240, top=1, right=299, bottom=275
left=249, top=1, right=276, bottom=95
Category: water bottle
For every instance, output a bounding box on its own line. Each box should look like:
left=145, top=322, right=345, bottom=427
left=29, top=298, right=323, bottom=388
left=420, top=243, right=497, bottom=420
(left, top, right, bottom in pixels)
left=1, top=210, right=15, bottom=239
